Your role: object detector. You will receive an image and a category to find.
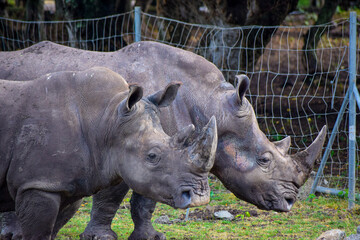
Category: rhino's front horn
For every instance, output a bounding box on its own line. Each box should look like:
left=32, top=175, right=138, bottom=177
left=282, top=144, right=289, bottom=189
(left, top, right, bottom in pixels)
left=189, top=116, right=218, bottom=172
left=292, top=125, right=327, bottom=185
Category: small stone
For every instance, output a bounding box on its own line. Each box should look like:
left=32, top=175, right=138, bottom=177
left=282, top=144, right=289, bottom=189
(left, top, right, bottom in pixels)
left=357, top=226, right=360, bottom=234
left=205, top=205, right=215, bottom=213
left=317, top=229, right=346, bottom=240
left=172, top=218, right=181, bottom=224
left=214, top=210, right=234, bottom=221
left=154, top=215, right=172, bottom=224
left=323, top=179, right=329, bottom=186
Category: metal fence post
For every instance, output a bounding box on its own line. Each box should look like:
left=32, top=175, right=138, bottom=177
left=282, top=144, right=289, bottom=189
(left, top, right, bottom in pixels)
left=310, top=89, right=350, bottom=195
left=310, top=13, right=359, bottom=207
left=134, top=6, right=141, bottom=42
left=348, top=11, right=357, bottom=210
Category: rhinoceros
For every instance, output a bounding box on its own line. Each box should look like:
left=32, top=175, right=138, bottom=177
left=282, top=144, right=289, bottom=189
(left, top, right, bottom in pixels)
left=0, top=41, right=326, bottom=240
left=0, top=66, right=219, bottom=240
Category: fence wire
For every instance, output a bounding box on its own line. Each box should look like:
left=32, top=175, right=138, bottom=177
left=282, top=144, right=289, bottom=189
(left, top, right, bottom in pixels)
left=0, top=11, right=135, bottom=51
left=0, top=11, right=359, bottom=193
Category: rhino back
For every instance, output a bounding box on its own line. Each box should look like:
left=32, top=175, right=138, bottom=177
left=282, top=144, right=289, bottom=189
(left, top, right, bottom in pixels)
left=0, top=41, right=228, bottom=134
left=0, top=41, right=112, bottom=80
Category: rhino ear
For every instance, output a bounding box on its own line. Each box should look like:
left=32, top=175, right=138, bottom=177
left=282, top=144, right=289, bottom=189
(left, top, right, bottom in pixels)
left=233, top=75, right=250, bottom=106
left=119, top=84, right=143, bottom=113
left=148, top=82, right=181, bottom=108
left=273, top=136, right=291, bottom=156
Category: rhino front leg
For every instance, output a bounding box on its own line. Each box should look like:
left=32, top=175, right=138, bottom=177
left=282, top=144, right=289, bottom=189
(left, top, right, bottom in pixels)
left=80, top=182, right=130, bottom=240
left=51, top=199, right=83, bottom=239
left=128, top=192, right=165, bottom=240
left=16, top=190, right=61, bottom=240
left=0, top=212, right=22, bottom=240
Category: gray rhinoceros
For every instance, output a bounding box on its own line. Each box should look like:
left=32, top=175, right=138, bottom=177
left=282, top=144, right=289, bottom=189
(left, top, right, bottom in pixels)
left=0, top=67, right=218, bottom=240
left=0, top=41, right=326, bottom=240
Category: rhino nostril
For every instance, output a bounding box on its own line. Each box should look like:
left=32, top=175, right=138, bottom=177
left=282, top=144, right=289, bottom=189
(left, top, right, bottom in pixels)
left=285, top=198, right=295, bottom=210
left=181, top=190, right=191, bottom=207
left=182, top=190, right=191, bottom=200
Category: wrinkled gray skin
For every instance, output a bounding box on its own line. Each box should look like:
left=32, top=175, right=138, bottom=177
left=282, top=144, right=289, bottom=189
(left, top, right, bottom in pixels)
left=0, top=41, right=327, bottom=240
left=0, top=67, right=218, bottom=240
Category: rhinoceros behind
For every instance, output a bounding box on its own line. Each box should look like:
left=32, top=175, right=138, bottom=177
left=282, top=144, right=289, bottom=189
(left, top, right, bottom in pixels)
left=0, top=41, right=326, bottom=240
left=0, top=67, right=218, bottom=239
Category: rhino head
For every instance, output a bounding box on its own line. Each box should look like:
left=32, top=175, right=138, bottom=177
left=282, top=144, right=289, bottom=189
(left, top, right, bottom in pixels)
left=103, top=82, right=217, bottom=209
left=209, top=75, right=327, bottom=212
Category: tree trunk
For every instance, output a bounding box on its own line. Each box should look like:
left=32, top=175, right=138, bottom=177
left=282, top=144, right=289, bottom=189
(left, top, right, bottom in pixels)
left=0, top=0, right=8, bottom=17
left=155, top=0, right=298, bottom=82
left=57, top=0, right=132, bottom=50
left=302, top=0, right=340, bottom=74
left=55, top=0, right=65, bottom=19
left=135, top=0, right=153, bottom=12
left=25, top=0, right=44, bottom=21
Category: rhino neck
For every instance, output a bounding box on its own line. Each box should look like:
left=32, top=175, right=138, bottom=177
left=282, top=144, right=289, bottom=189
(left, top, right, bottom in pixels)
left=70, top=76, right=128, bottom=191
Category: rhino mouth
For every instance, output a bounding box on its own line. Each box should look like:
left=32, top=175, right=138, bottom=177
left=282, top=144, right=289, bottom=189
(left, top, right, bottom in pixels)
left=259, top=181, right=298, bottom=212
left=262, top=195, right=295, bottom=212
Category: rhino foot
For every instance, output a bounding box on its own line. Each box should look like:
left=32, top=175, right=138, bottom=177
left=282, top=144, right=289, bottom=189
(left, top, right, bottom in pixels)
left=128, top=229, right=166, bottom=240
left=0, top=212, right=22, bottom=240
left=79, top=226, right=117, bottom=240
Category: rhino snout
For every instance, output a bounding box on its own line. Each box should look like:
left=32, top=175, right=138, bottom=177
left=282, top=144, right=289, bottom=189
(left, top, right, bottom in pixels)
left=173, top=178, right=211, bottom=208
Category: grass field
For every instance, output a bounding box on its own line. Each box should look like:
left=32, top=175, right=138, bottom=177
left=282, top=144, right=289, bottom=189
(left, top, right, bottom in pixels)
left=57, top=179, right=360, bottom=240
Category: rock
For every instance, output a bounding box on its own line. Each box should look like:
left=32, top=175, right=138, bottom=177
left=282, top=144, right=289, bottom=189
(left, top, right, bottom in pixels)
left=154, top=215, right=172, bottom=225
left=345, top=226, right=360, bottom=240
left=323, top=179, right=329, bottom=186
left=297, top=171, right=316, bottom=201
left=205, top=205, right=215, bottom=213
left=317, top=229, right=346, bottom=240
left=214, top=210, right=234, bottom=221
left=345, top=234, right=360, bottom=240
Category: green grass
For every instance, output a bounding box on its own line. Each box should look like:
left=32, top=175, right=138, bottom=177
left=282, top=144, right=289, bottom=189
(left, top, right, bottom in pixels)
left=57, top=180, right=360, bottom=239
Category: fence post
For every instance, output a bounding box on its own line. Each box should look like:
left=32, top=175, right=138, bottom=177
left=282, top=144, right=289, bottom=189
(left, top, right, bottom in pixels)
left=310, top=13, right=359, bottom=208
left=348, top=11, right=357, bottom=210
left=310, top=89, right=349, bottom=195
left=134, top=6, right=141, bottom=42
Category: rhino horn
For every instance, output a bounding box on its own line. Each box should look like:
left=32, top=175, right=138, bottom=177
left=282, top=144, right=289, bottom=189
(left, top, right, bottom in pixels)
left=173, top=124, right=196, bottom=145
left=147, top=82, right=182, bottom=108
left=274, top=136, right=291, bottom=156
left=189, top=116, right=218, bottom=172
left=233, top=74, right=250, bottom=105
left=291, top=125, right=327, bottom=185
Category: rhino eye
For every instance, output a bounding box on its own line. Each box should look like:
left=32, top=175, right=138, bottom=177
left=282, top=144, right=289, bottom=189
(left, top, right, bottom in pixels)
left=148, top=153, right=157, bottom=160
left=257, top=157, right=270, bottom=165
left=146, top=148, right=161, bottom=164
left=257, top=152, right=272, bottom=168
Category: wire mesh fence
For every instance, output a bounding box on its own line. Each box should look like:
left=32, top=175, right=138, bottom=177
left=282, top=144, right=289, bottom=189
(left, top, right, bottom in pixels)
left=0, top=11, right=359, bottom=195
left=0, top=11, right=135, bottom=51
